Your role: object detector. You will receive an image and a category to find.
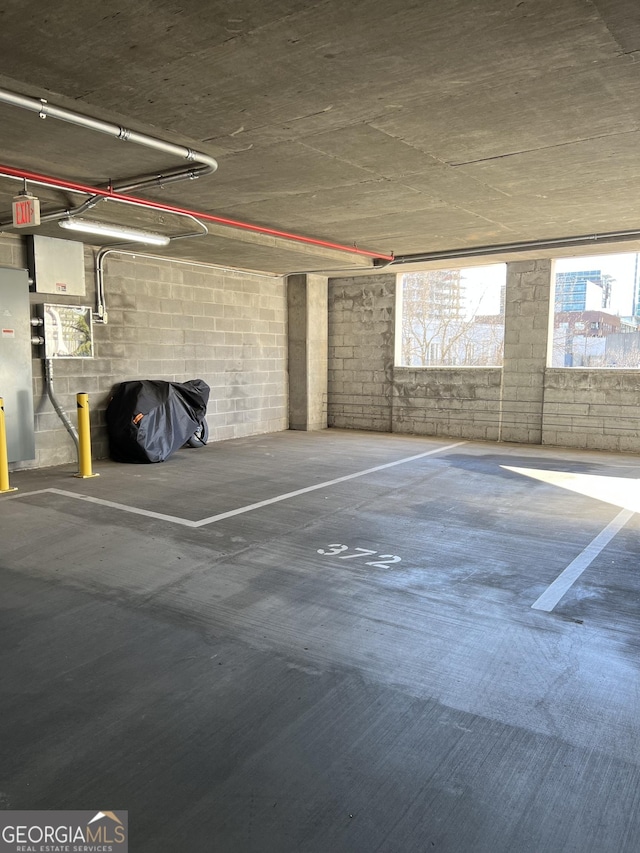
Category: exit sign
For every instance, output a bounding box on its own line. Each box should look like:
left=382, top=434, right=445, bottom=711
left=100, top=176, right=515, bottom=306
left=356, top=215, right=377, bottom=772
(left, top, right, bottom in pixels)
left=12, top=193, right=41, bottom=228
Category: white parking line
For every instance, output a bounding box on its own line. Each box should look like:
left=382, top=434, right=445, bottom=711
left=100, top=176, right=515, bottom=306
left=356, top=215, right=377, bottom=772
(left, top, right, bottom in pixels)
left=5, top=441, right=466, bottom=528
left=531, top=508, right=634, bottom=612
left=51, top=489, right=201, bottom=527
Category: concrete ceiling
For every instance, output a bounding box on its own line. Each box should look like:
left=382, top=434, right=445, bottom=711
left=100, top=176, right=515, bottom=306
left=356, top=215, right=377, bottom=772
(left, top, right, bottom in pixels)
left=0, top=0, right=640, bottom=274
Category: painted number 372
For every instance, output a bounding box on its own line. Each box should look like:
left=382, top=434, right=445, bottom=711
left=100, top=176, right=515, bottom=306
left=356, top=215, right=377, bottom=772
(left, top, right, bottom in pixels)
left=317, top=544, right=401, bottom=569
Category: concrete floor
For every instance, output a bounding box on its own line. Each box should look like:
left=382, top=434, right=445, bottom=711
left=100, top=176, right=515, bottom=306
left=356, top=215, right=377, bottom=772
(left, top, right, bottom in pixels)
left=1, top=429, right=639, bottom=852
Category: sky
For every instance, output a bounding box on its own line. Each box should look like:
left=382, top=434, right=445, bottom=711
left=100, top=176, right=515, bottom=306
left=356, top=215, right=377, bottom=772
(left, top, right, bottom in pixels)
left=459, top=264, right=504, bottom=317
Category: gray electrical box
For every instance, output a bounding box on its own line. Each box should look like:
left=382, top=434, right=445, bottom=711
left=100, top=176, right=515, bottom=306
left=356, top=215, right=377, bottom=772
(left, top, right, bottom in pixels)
left=27, top=235, right=86, bottom=296
left=0, top=267, right=35, bottom=462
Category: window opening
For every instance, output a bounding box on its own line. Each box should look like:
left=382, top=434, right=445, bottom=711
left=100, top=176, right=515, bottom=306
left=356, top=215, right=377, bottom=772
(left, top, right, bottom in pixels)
left=551, top=254, right=640, bottom=368
left=396, top=264, right=506, bottom=367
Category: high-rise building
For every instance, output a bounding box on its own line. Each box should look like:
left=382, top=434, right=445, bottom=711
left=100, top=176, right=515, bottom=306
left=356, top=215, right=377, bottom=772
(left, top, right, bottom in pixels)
left=402, top=269, right=465, bottom=318
left=555, top=270, right=608, bottom=312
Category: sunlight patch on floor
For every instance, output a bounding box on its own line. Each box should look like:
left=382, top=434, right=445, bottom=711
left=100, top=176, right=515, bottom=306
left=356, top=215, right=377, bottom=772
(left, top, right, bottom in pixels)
left=502, top=467, right=640, bottom=514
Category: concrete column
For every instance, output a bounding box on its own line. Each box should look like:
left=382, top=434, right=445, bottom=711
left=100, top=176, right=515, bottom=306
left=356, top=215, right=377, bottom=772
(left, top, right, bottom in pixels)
left=500, top=259, right=553, bottom=444
left=287, top=273, right=328, bottom=430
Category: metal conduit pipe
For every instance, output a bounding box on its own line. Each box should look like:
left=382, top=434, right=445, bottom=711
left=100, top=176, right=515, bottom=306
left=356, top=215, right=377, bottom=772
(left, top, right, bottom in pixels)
left=0, top=164, right=393, bottom=261
left=95, top=213, right=208, bottom=322
left=383, top=230, right=640, bottom=266
left=96, top=247, right=283, bottom=319
left=0, top=89, right=218, bottom=233
left=52, top=164, right=215, bottom=217
left=39, top=193, right=105, bottom=223
left=44, top=358, right=79, bottom=452
left=0, top=166, right=213, bottom=231
left=96, top=248, right=283, bottom=282
left=0, top=88, right=218, bottom=174
left=40, top=169, right=212, bottom=223
left=109, top=166, right=213, bottom=192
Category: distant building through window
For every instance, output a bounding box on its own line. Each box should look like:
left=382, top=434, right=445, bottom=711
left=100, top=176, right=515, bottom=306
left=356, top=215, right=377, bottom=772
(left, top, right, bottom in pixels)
left=554, top=270, right=611, bottom=312
left=551, top=254, right=640, bottom=368
left=396, top=264, right=506, bottom=367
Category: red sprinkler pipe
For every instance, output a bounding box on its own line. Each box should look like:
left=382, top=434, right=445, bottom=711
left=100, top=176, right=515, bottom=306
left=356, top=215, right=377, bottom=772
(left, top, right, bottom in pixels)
left=0, top=163, right=394, bottom=261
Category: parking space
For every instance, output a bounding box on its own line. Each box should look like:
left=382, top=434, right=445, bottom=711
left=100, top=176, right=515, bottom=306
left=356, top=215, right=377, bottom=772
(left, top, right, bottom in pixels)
left=1, top=430, right=639, bottom=852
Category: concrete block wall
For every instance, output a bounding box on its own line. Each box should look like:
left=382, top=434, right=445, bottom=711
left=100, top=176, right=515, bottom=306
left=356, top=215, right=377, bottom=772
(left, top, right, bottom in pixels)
left=500, top=260, right=552, bottom=444
left=393, top=367, right=502, bottom=440
left=1, top=234, right=287, bottom=470
left=328, top=275, right=394, bottom=431
left=543, top=369, right=640, bottom=452
left=328, top=264, right=640, bottom=453
left=328, top=274, right=503, bottom=438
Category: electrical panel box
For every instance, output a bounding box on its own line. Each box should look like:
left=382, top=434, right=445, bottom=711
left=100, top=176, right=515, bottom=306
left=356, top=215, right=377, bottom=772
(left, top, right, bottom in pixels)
left=27, top=235, right=86, bottom=296
left=0, top=267, right=35, bottom=462
left=42, top=304, right=94, bottom=359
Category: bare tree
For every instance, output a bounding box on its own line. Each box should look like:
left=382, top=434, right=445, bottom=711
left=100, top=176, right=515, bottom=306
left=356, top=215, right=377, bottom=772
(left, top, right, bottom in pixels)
left=400, top=270, right=504, bottom=366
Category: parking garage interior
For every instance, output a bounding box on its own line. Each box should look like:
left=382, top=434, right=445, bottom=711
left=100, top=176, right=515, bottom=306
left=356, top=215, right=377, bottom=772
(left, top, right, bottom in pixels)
left=1, top=2, right=640, bottom=851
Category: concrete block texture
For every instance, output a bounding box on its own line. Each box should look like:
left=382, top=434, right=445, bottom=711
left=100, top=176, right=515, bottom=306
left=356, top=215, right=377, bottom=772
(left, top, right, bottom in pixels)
left=328, top=274, right=395, bottom=432
left=542, top=369, right=640, bottom=451
left=6, top=236, right=288, bottom=469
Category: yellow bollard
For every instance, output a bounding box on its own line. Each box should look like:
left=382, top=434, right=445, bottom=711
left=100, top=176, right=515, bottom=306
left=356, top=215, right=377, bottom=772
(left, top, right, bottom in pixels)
left=0, top=397, right=17, bottom=493
left=74, top=392, right=99, bottom=479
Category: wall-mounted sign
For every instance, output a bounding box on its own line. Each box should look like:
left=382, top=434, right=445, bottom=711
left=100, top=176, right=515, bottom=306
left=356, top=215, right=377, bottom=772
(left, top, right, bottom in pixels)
left=12, top=192, right=41, bottom=228
left=42, top=304, right=93, bottom=359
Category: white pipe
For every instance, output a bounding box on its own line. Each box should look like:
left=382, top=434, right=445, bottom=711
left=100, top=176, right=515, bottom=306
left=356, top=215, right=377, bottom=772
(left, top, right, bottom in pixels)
left=94, top=238, right=277, bottom=325
left=94, top=214, right=209, bottom=323
left=0, top=88, right=218, bottom=174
